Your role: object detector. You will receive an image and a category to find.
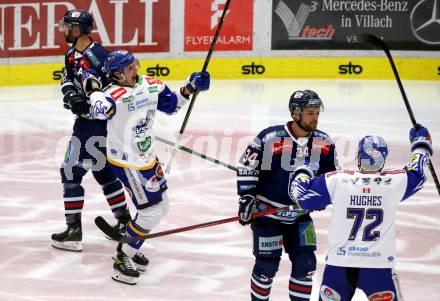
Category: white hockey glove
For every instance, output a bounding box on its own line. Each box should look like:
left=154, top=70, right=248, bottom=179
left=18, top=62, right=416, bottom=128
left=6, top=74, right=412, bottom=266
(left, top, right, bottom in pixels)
left=238, top=195, right=257, bottom=226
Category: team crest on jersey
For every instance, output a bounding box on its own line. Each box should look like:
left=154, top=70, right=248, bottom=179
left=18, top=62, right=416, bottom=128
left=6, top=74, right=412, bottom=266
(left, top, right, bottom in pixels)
left=110, top=87, right=127, bottom=99
left=320, top=285, right=341, bottom=301
left=368, top=291, right=395, bottom=301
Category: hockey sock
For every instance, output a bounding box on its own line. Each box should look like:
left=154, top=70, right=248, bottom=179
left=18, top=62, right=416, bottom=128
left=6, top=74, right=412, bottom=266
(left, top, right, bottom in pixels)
left=289, top=277, right=313, bottom=301
left=63, top=183, right=85, bottom=218
left=102, top=180, right=127, bottom=215
left=251, top=273, right=273, bottom=301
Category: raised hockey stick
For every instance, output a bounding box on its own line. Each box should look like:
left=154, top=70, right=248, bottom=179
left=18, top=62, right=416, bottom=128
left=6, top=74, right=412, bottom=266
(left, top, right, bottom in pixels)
left=119, top=205, right=295, bottom=243
left=360, top=33, right=440, bottom=197
left=156, top=135, right=237, bottom=172
left=165, top=0, right=232, bottom=174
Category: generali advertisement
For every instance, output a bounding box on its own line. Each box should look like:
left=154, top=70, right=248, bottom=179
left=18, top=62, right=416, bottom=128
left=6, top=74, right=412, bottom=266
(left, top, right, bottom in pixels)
left=184, top=0, right=253, bottom=51
left=0, top=0, right=170, bottom=58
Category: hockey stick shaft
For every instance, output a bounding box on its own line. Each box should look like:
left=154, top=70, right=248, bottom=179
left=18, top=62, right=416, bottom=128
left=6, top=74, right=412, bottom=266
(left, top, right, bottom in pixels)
left=166, top=0, right=232, bottom=173
left=179, top=0, right=231, bottom=134
left=360, top=34, right=440, bottom=197
left=119, top=205, right=294, bottom=243
left=156, top=135, right=237, bottom=172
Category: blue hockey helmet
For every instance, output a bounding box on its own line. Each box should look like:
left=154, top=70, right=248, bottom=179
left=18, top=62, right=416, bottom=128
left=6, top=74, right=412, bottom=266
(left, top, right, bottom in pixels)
left=289, top=89, right=323, bottom=113
left=105, top=50, right=135, bottom=75
left=357, top=135, right=388, bottom=172
left=63, top=9, right=93, bottom=35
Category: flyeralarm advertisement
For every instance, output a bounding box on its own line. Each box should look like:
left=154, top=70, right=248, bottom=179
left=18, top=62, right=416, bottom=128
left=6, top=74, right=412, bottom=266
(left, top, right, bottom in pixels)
left=0, top=0, right=170, bottom=58
left=184, top=0, right=253, bottom=51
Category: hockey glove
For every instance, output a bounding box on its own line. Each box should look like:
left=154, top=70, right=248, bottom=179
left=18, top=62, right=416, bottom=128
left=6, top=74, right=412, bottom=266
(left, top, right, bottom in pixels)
left=410, top=124, right=433, bottom=156
left=68, top=93, right=91, bottom=115
left=185, top=71, right=210, bottom=94
left=62, top=89, right=77, bottom=110
left=292, top=165, right=314, bottom=181
left=238, top=195, right=257, bottom=226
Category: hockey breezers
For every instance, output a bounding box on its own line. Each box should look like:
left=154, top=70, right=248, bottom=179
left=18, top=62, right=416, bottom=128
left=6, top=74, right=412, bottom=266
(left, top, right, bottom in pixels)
left=360, top=33, right=440, bottom=197
left=118, top=205, right=295, bottom=244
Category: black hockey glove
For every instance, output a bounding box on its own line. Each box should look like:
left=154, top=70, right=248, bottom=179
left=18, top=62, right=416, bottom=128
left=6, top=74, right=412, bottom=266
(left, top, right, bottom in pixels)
left=238, top=195, right=257, bottom=226
left=67, top=93, right=90, bottom=115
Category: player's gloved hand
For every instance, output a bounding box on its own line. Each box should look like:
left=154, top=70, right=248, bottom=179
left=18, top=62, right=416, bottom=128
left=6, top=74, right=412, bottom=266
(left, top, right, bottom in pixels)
left=410, top=124, right=433, bottom=156
left=68, top=93, right=91, bottom=115
left=185, top=71, right=210, bottom=94
left=81, top=69, right=102, bottom=96
left=238, top=195, right=257, bottom=226
left=62, top=89, right=78, bottom=110
left=292, top=165, right=314, bottom=181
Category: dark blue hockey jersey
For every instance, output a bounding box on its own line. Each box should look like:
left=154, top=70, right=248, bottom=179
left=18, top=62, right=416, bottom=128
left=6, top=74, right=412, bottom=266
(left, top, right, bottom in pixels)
left=237, top=121, right=339, bottom=223
left=61, top=38, right=108, bottom=97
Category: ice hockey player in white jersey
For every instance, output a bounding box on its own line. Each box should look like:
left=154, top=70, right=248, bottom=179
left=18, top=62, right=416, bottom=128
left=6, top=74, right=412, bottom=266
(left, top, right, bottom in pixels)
left=289, top=125, right=433, bottom=301
left=88, top=49, right=210, bottom=284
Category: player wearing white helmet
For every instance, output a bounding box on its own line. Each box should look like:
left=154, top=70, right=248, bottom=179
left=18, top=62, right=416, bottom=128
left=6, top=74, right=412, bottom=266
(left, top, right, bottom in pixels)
left=289, top=125, right=433, bottom=301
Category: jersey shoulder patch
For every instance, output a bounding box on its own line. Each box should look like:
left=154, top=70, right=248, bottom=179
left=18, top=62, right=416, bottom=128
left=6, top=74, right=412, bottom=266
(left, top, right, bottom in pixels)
left=259, top=125, right=287, bottom=143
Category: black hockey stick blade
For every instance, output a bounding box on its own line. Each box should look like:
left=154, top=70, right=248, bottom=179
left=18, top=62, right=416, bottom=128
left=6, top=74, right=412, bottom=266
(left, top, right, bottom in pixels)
left=95, top=216, right=122, bottom=241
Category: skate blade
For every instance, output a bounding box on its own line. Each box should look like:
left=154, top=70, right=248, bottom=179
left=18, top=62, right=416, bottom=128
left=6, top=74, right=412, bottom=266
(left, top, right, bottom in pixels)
left=111, top=270, right=138, bottom=285
left=51, top=240, right=82, bottom=252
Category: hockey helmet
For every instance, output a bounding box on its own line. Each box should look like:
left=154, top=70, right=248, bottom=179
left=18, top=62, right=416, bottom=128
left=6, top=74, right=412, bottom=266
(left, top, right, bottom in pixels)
left=105, top=50, right=136, bottom=75
left=357, top=135, right=388, bottom=172
left=289, top=89, right=323, bottom=113
left=63, top=9, right=93, bottom=35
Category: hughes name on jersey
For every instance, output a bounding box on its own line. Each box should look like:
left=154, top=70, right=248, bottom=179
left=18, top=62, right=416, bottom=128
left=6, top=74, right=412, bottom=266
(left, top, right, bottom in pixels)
left=237, top=122, right=339, bottom=223
left=88, top=75, right=188, bottom=170
left=290, top=152, right=428, bottom=268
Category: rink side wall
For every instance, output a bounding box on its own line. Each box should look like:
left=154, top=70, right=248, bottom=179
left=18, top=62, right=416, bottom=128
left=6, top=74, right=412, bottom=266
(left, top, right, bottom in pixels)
left=0, top=0, right=439, bottom=86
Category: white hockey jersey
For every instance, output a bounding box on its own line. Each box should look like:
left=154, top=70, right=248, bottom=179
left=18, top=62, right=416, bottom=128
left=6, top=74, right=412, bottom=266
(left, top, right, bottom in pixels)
left=89, top=75, right=188, bottom=170
left=290, top=151, right=428, bottom=268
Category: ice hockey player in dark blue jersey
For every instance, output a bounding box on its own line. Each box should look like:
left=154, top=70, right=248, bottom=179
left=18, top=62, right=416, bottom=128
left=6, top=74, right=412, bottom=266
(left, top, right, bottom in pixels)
left=51, top=9, right=130, bottom=252
left=237, top=90, right=339, bottom=301
left=289, top=125, right=433, bottom=301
